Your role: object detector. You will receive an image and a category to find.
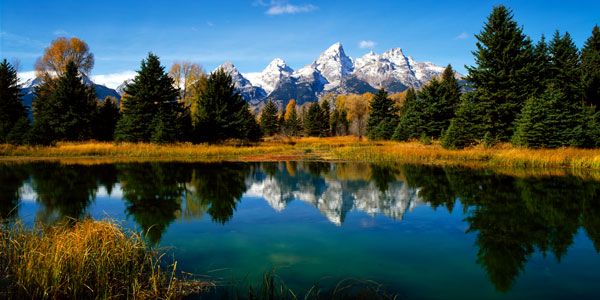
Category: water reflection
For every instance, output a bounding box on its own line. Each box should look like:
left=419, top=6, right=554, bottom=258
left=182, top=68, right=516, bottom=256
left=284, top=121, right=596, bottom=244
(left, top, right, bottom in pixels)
left=0, top=161, right=599, bottom=293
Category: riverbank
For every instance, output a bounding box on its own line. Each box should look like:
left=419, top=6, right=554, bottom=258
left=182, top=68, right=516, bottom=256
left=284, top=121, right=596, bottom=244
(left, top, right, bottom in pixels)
left=1, top=136, right=600, bottom=170
left=0, top=219, right=211, bottom=299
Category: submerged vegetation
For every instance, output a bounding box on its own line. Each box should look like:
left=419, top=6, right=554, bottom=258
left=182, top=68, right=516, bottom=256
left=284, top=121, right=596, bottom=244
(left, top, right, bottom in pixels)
left=0, top=219, right=211, bottom=299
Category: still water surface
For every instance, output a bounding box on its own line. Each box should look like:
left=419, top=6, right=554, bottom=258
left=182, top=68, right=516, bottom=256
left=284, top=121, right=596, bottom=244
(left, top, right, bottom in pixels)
left=1, top=162, right=599, bottom=299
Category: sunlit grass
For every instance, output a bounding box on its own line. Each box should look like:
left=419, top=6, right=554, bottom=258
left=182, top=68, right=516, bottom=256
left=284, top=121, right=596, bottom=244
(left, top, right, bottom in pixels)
left=0, top=219, right=211, bottom=299
left=1, top=137, right=600, bottom=170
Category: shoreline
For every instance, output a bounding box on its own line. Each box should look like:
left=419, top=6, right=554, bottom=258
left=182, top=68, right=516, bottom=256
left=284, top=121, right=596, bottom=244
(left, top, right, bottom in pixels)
left=1, top=136, right=599, bottom=172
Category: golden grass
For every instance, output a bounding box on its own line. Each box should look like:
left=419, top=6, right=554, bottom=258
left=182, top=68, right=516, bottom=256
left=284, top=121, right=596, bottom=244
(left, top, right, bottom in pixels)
left=0, top=219, right=212, bottom=299
left=1, top=137, right=600, bottom=171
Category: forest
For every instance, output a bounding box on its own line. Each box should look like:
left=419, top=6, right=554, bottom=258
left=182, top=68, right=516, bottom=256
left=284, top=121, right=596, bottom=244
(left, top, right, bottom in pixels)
left=0, top=5, right=599, bottom=149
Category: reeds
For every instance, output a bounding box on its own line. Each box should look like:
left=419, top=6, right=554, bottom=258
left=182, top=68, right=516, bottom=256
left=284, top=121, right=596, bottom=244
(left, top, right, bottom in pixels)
left=1, top=138, right=600, bottom=170
left=0, top=219, right=211, bottom=299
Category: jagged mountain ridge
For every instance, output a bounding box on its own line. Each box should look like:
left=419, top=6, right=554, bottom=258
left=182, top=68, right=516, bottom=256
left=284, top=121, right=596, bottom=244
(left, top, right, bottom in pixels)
left=215, top=42, right=459, bottom=107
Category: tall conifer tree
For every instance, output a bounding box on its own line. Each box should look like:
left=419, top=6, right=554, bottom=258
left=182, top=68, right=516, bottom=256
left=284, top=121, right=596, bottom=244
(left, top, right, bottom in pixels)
left=115, top=53, right=184, bottom=142
left=465, top=5, right=536, bottom=141
left=260, top=99, right=279, bottom=136
left=366, top=88, right=398, bottom=140
left=581, top=25, right=600, bottom=107
left=194, top=69, right=260, bottom=142
left=0, top=59, right=28, bottom=143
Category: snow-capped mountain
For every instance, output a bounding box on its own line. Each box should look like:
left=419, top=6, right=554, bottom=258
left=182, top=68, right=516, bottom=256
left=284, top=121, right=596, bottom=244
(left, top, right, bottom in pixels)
left=214, top=42, right=459, bottom=107
left=245, top=58, right=294, bottom=95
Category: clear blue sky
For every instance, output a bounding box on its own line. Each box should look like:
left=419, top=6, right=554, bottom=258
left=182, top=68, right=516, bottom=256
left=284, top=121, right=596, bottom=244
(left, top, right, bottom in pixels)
left=1, top=0, right=599, bottom=88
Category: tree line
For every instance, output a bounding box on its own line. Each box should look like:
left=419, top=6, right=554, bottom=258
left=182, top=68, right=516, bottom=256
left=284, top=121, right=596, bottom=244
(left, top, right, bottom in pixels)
left=1, top=5, right=598, bottom=147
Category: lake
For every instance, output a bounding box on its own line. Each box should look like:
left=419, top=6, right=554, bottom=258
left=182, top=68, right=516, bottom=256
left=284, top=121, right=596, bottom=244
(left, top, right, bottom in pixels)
left=1, top=161, right=599, bottom=299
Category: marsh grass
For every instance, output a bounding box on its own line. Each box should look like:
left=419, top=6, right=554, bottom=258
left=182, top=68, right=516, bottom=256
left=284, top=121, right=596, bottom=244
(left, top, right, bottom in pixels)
left=1, top=137, right=600, bottom=170
left=0, top=219, right=212, bottom=299
left=218, top=270, right=400, bottom=300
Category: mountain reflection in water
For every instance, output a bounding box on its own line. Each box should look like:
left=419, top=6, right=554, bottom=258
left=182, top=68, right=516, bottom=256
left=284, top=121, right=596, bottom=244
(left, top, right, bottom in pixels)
left=1, top=161, right=599, bottom=293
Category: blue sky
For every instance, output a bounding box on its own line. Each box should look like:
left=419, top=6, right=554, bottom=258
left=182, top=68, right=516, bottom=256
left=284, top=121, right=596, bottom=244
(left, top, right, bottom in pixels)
left=1, top=0, right=599, bottom=88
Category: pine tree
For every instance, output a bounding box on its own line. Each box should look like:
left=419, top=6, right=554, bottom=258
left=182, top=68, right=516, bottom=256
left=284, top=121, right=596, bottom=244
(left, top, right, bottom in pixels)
left=32, top=60, right=96, bottom=142
left=533, top=35, right=552, bottom=94
left=366, top=88, right=399, bottom=140
left=441, top=93, right=484, bottom=149
left=465, top=5, right=537, bottom=141
left=320, top=98, right=331, bottom=136
left=284, top=100, right=301, bottom=136
left=115, top=53, right=183, bottom=142
left=548, top=31, right=582, bottom=98
left=94, top=97, right=120, bottom=141
left=260, top=99, right=279, bottom=136
left=304, top=101, right=323, bottom=137
left=194, top=68, right=260, bottom=142
left=393, top=88, right=421, bottom=141
left=0, top=59, right=28, bottom=144
left=581, top=25, right=600, bottom=107
left=330, top=108, right=349, bottom=136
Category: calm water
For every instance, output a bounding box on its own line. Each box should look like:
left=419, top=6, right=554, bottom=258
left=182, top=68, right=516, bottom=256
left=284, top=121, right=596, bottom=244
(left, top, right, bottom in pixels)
left=1, top=161, right=599, bottom=299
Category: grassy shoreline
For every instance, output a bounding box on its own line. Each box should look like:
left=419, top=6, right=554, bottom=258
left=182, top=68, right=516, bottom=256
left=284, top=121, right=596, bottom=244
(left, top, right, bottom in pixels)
left=0, top=219, right=211, bottom=299
left=1, top=136, right=600, bottom=170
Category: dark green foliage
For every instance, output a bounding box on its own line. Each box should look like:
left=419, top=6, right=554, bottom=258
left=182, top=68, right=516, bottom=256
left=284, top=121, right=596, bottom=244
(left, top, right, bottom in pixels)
left=194, top=69, right=261, bottom=142
left=284, top=105, right=301, bottom=136
left=533, top=35, right=552, bottom=94
left=548, top=31, right=582, bottom=99
left=465, top=5, right=537, bottom=141
left=409, top=66, right=462, bottom=140
left=260, top=99, right=279, bottom=136
left=582, top=25, right=600, bottom=107
left=304, top=101, right=323, bottom=137
left=513, top=85, right=582, bottom=148
left=366, top=88, right=399, bottom=140
left=94, top=97, right=120, bottom=141
left=320, top=99, right=331, bottom=136
left=0, top=59, right=29, bottom=144
left=392, top=88, right=419, bottom=141
left=441, top=94, right=484, bottom=149
left=32, top=61, right=97, bottom=142
left=115, top=53, right=183, bottom=143
left=330, top=107, right=349, bottom=136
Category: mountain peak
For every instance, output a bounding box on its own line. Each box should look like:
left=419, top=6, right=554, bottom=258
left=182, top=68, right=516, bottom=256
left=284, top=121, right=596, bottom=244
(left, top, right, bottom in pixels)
left=315, top=42, right=354, bottom=86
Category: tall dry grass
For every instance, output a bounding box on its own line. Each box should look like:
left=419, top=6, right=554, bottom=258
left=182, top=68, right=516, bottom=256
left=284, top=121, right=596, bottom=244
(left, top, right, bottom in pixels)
left=0, top=219, right=211, bottom=299
left=1, top=138, right=600, bottom=170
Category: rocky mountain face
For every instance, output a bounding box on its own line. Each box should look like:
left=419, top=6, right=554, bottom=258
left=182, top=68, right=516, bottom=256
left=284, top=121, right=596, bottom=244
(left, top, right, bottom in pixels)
left=215, top=42, right=458, bottom=108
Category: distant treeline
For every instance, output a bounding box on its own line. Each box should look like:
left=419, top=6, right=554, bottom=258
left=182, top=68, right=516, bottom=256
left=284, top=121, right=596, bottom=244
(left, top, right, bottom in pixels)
left=0, top=5, right=598, bottom=148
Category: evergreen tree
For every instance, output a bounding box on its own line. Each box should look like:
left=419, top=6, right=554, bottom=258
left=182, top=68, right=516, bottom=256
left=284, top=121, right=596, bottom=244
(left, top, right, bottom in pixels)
left=330, top=108, right=349, bottom=136
left=465, top=5, right=537, bottom=141
left=533, top=35, right=552, bottom=94
left=0, top=59, right=28, bottom=144
left=284, top=100, right=301, bottom=136
left=393, top=88, right=421, bottom=141
left=94, top=97, right=120, bottom=141
left=260, top=99, right=279, bottom=136
left=304, top=101, right=323, bottom=137
left=513, top=84, right=580, bottom=148
left=32, top=60, right=96, bottom=142
left=548, top=31, right=582, bottom=98
left=366, top=88, right=399, bottom=140
left=115, top=53, right=183, bottom=142
left=581, top=25, right=600, bottom=107
left=441, top=93, right=484, bottom=149
left=320, top=98, right=331, bottom=136
left=194, top=68, right=260, bottom=142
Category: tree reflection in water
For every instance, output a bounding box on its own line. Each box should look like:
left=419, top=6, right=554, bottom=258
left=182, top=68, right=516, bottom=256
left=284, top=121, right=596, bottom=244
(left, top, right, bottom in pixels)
left=0, top=161, right=598, bottom=292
